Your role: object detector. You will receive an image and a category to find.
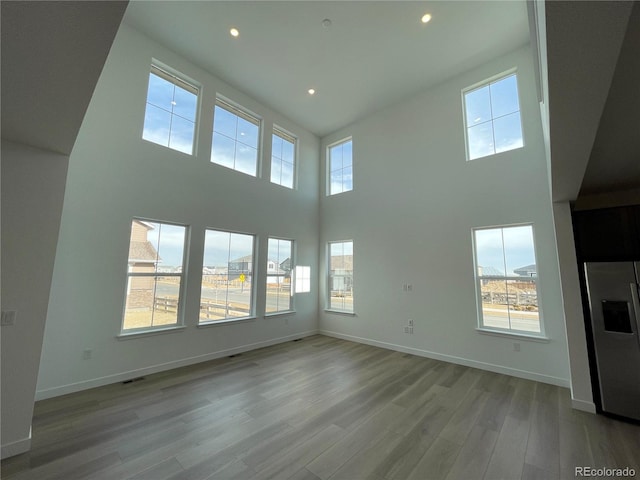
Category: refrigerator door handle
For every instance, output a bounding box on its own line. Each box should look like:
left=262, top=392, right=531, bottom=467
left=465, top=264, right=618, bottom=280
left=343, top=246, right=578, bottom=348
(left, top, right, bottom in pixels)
left=631, top=283, right=640, bottom=349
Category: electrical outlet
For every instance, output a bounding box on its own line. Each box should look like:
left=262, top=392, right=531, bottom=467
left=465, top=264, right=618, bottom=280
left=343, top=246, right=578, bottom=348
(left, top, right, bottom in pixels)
left=82, top=349, right=92, bottom=360
left=407, top=284, right=413, bottom=292
left=408, top=319, right=414, bottom=327
left=513, top=343, right=520, bottom=352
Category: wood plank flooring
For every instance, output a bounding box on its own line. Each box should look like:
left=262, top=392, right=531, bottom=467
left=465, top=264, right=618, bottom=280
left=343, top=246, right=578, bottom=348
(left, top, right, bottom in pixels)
left=2, top=335, right=639, bottom=480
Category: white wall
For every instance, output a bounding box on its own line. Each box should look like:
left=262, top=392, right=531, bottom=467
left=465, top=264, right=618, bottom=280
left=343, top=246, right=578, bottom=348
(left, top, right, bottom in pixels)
left=552, top=202, right=594, bottom=411
left=1, top=141, right=69, bottom=458
left=319, top=46, right=571, bottom=386
left=36, top=24, right=320, bottom=399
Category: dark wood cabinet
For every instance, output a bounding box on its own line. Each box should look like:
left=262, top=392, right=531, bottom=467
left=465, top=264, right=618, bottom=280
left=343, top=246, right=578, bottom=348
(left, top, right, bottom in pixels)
left=572, top=205, right=640, bottom=261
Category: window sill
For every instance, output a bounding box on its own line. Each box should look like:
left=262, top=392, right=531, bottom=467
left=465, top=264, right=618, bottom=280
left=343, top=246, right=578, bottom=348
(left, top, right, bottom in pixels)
left=264, top=311, right=296, bottom=318
left=324, top=309, right=356, bottom=316
left=117, top=325, right=186, bottom=340
left=476, top=327, right=549, bottom=342
left=197, top=317, right=256, bottom=328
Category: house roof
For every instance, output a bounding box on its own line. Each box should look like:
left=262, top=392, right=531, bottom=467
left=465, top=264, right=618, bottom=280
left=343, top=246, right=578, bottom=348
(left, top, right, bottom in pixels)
left=133, top=219, right=154, bottom=231
left=514, top=264, right=537, bottom=276
left=230, top=255, right=253, bottom=263
left=478, top=266, right=503, bottom=277
left=128, top=241, right=159, bottom=263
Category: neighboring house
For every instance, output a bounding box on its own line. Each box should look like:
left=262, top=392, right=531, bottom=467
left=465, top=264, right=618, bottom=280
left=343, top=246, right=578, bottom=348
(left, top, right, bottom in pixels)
left=229, top=255, right=252, bottom=282
left=514, top=264, right=537, bottom=277
left=126, top=220, right=159, bottom=309
left=478, top=266, right=506, bottom=287
left=267, top=258, right=289, bottom=285
left=280, top=257, right=292, bottom=274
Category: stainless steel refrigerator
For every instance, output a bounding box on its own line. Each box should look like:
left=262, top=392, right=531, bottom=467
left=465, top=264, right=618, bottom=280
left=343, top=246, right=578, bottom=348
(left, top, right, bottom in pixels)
left=584, top=262, right=640, bottom=421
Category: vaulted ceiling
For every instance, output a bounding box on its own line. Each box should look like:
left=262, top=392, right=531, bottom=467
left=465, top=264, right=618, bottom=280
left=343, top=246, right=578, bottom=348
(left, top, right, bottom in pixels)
left=2, top=1, right=638, bottom=203
left=123, top=1, right=530, bottom=138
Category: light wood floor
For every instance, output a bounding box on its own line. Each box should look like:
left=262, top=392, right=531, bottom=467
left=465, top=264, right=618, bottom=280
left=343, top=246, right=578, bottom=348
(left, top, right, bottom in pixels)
left=2, top=335, right=639, bottom=480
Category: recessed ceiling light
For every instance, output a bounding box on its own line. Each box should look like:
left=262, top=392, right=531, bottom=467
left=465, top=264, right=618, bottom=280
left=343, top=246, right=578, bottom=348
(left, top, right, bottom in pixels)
left=322, top=18, right=332, bottom=28
left=308, top=88, right=316, bottom=95
left=230, top=27, right=239, bottom=37
left=421, top=13, right=432, bottom=24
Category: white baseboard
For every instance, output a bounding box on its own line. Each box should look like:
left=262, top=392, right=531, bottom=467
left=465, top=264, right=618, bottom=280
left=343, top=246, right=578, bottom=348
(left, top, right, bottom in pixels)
left=320, top=329, right=571, bottom=388
left=1, top=428, right=31, bottom=459
left=571, top=398, right=596, bottom=413
left=35, top=330, right=318, bottom=401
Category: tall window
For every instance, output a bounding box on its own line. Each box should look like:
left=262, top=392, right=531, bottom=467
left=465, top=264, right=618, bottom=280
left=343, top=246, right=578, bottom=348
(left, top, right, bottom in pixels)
left=142, top=64, right=198, bottom=155
left=122, top=219, right=187, bottom=332
left=211, top=99, right=260, bottom=176
left=200, top=229, right=255, bottom=323
left=473, top=224, right=542, bottom=334
left=463, top=72, right=523, bottom=160
left=328, top=138, right=353, bottom=195
left=266, top=238, right=293, bottom=313
left=328, top=240, right=354, bottom=312
left=271, top=128, right=296, bottom=189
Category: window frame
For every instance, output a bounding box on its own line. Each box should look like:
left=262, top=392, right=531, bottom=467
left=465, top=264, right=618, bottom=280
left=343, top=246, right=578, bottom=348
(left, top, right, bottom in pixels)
left=271, top=127, right=297, bottom=189
left=120, top=218, right=189, bottom=335
left=327, top=137, right=354, bottom=196
left=211, top=97, right=262, bottom=177
left=142, top=62, right=200, bottom=156
left=326, top=240, right=355, bottom=314
left=265, top=237, right=294, bottom=316
left=471, top=223, right=546, bottom=339
left=462, top=69, right=524, bottom=161
left=199, top=227, right=257, bottom=325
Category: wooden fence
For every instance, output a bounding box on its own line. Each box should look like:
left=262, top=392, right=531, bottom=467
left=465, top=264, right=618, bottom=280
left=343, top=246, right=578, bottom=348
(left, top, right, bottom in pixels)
left=153, top=296, right=250, bottom=320
left=481, top=291, right=538, bottom=308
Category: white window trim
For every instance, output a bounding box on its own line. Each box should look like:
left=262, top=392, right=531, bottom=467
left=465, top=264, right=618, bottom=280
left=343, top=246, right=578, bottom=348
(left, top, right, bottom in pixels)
left=117, top=325, right=187, bottom=340
left=211, top=96, right=262, bottom=176
left=271, top=125, right=298, bottom=189
left=143, top=61, right=201, bottom=156
left=151, top=63, right=199, bottom=96
left=199, top=227, right=257, bottom=324
left=327, top=240, right=354, bottom=314
left=121, top=218, right=189, bottom=334
left=265, top=237, right=294, bottom=315
left=472, top=223, right=546, bottom=339
left=461, top=68, right=524, bottom=162
left=327, top=137, right=353, bottom=196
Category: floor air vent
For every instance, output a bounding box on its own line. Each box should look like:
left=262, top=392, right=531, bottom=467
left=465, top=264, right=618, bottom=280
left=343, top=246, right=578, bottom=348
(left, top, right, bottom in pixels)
left=122, top=377, right=145, bottom=384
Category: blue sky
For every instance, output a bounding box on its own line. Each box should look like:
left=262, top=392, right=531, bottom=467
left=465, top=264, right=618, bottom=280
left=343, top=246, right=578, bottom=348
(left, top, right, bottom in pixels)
left=142, top=73, right=197, bottom=155
left=474, top=225, right=536, bottom=276
left=465, top=73, right=523, bottom=160
left=203, top=230, right=253, bottom=268
left=330, top=140, right=353, bottom=194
